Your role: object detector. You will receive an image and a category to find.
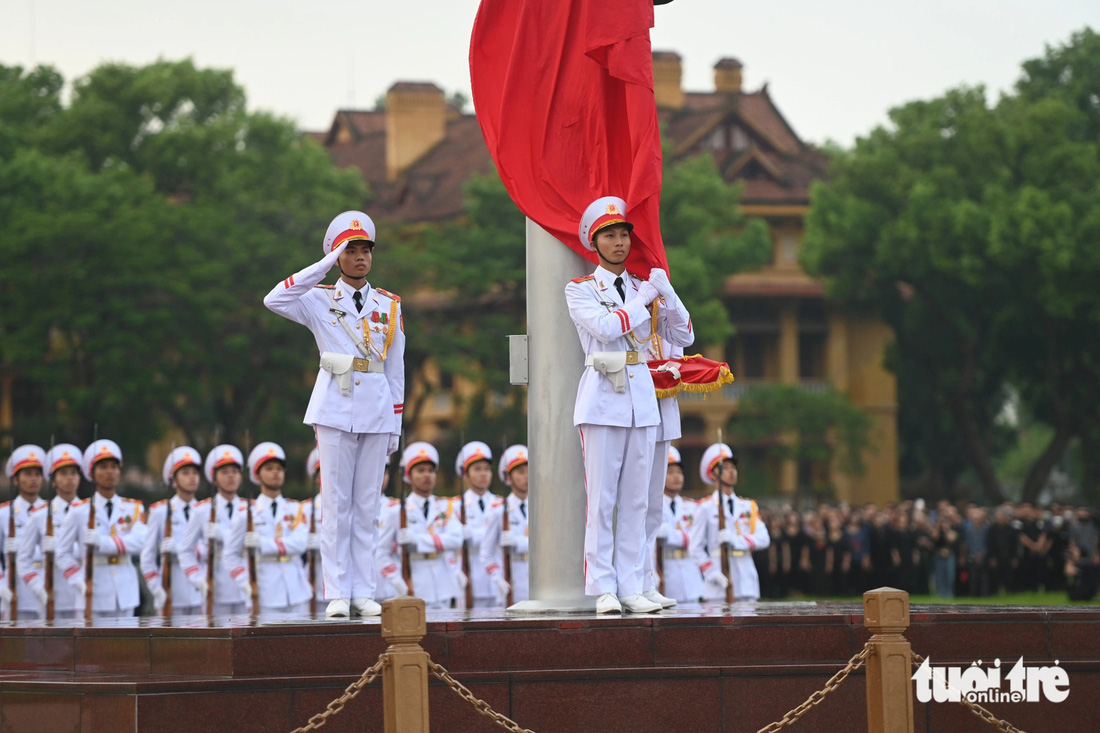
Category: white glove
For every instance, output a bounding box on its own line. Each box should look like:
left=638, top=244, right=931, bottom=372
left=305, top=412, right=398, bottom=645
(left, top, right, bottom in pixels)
left=42, top=535, right=57, bottom=553
left=243, top=532, right=260, bottom=550
left=499, top=530, right=516, bottom=548
left=188, top=574, right=209, bottom=597
left=718, top=528, right=734, bottom=547
left=455, top=568, right=468, bottom=589
left=704, top=568, right=730, bottom=590
left=307, top=533, right=320, bottom=551
left=82, top=532, right=99, bottom=548
left=391, top=575, right=409, bottom=596
left=160, top=537, right=176, bottom=555
left=0, top=583, right=12, bottom=604
left=152, top=586, right=167, bottom=611
left=4, top=537, right=17, bottom=554
left=461, top=525, right=471, bottom=541
left=32, top=583, right=48, bottom=607
left=387, top=434, right=400, bottom=457
left=397, top=528, right=411, bottom=546
left=655, top=524, right=669, bottom=540
left=648, top=268, right=675, bottom=300
left=493, top=576, right=511, bottom=598
left=205, top=523, right=223, bottom=542
left=71, top=578, right=86, bottom=598
left=236, top=575, right=252, bottom=598
left=636, top=281, right=659, bottom=305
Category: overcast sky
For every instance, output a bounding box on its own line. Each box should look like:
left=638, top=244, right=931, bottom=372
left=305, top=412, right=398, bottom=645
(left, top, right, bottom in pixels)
left=2, top=1, right=1097, bottom=146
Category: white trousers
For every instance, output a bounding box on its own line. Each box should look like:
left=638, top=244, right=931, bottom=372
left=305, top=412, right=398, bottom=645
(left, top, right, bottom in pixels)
left=641, top=440, right=671, bottom=593
left=211, top=602, right=247, bottom=616
left=316, top=425, right=387, bottom=601
left=579, top=422, right=656, bottom=597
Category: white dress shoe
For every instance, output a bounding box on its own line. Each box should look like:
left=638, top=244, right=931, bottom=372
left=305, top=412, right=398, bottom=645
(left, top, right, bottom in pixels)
left=326, top=599, right=350, bottom=618
left=351, top=597, right=382, bottom=617
left=642, top=589, right=677, bottom=608
left=619, top=594, right=662, bottom=613
left=596, top=593, right=623, bottom=614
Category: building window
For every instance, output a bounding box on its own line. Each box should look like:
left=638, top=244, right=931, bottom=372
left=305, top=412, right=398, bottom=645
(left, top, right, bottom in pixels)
left=741, top=333, right=766, bottom=378
left=798, top=333, right=826, bottom=379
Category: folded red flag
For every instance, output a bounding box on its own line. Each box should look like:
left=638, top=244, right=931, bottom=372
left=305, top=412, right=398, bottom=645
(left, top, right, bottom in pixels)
left=470, top=0, right=668, bottom=277
left=649, top=355, right=735, bottom=399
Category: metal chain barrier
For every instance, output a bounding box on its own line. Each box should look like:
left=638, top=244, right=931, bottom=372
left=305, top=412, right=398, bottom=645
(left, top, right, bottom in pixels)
left=290, top=655, right=389, bottom=733
left=755, top=645, right=871, bottom=733
left=428, top=659, right=536, bottom=733
left=911, top=652, right=1026, bottom=733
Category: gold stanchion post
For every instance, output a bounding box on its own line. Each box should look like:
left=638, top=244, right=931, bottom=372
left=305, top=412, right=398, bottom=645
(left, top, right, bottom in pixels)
left=381, top=597, right=430, bottom=733
left=863, top=587, right=915, bottom=733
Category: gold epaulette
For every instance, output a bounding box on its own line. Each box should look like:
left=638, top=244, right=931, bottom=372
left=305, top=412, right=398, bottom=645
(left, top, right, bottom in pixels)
left=375, top=287, right=400, bottom=302
left=570, top=275, right=595, bottom=283
left=315, top=284, right=335, bottom=289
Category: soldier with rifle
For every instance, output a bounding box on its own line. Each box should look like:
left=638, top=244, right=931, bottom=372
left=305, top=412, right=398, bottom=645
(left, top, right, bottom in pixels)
left=455, top=441, right=496, bottom=609
left=481, top=445, right=531, bottom=606
left=2, top=445, right=47, bottom=619
left=142, top=447, right=204, bottom=617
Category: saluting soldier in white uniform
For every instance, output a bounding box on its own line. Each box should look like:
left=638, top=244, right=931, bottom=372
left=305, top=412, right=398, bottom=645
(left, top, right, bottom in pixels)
left=224, top=443, right=311, bottom=616
left=178, top=445, right=251, bottom=616
left=1, top=445, right=48, bottom=619
left=142, top=447, right=204, bottom=617
left=652, top=447, right=705, bottom=603
left=565, top=196, right=694, bottom=614
left=455, top=442, right=497, bottom=608
left=301, top=447, right=324, bottom=606
left=480, top=445, right=531, bottom=606
left=392, top=442, right=462, bottom=610
left=695, top=443, right=770, bottom=602
left=264, top=211, right=405, bottom=619
left=20, top=444, right=84, bottom=619
left=56, top=440, right=148, bottom=619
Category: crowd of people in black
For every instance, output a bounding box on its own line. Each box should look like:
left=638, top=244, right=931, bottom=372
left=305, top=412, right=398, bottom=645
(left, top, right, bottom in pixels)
left=750, top=500, right=1100, bottom=601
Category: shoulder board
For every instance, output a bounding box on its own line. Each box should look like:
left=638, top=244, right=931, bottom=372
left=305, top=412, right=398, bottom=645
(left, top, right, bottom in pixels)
left=315, top=284, right=336, bottom=289
left=570, top=275, right=595, bottom=283
left=628, top=273, right=641, bottom=281
left=491, top=499, right=505, bottom=508
left=72, top=498, right=90, bottom=508
left=283, top=498, right=299, bottom=507
left=29, top=503, right=49, bottom=514
left=0, top=501, right=9, bottom=509
left=196, top=498, right=211, bottom=506
left=375, top=287, right=400, bottom=302
left=387, top=498, right=400, bottom=507
left=123, top=497, right=142, bottom=504
left=151, top=499, right=168, bottom=509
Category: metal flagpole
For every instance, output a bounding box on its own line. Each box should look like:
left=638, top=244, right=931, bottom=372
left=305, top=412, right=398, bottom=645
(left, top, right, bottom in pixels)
left=509, top=218, right=594, bottom=613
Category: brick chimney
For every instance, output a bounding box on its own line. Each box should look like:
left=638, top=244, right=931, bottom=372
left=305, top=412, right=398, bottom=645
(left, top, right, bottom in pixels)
left=652, top=51, right=684, bottom=109
left=385, top=82, right=446, bottom=181
left=714, top=57, right=743, bottom=94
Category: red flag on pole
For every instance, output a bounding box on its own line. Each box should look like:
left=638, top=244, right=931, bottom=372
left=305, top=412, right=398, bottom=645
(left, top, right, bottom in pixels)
left=470, top=0, right=668, bottom=277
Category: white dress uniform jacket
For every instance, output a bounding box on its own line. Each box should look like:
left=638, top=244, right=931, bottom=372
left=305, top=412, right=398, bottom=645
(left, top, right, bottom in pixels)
left=141, top=496, right=203, bottom=612
left=479, top=494, right=531, bottom=604
left=656, top=495, right=705, bottom=603
left=177, top=495, right=251, bottom=606
left=18, top=497, right=81, bottom=615
left=697, top=492, right=770, bottom=601
left=56, top=494, right=148, bottom=613
left=461, top=489, right=495, bottom=602
left=262, top=246, right=405, bottom=435
left=401, top=494, right=463, bottom=606
left=2, top=496, right=47, bottom=615
left=225, top=494, right=311, bottom=610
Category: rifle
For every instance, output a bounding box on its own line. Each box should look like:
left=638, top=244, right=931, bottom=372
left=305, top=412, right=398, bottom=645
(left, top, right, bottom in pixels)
left=45, top=495, right=54, bottom=620
left=244, top=430, right=258, bottom=611
left=206, top=492, right=216, bottom=617
left=459, top=493, right=472, bottom=609
left=717, top=489, right=734, bottom=604
left=308, top=491, right=317, bottom=615
left=656, top=531, right=666, bottom=597
left=399, top=484, right=413, bottom=596
left=84, top=499, right=95, bottom=621
left=8, top=498, right=16, bottom=621
left=501, top=496, right=513, bottom=607
left=162, top=499, right=173, bottom=617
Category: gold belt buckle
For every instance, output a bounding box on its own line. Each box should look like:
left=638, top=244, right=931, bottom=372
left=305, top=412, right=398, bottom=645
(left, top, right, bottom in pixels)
left=278, top=555, right=289, bottom=563
left=107, top=556, right=121, bottom=565
left=730, top=550, right=747, bottom=558
left=353, top=357, right=370, bottom=372
left=625, top=351, right=640, bottom=365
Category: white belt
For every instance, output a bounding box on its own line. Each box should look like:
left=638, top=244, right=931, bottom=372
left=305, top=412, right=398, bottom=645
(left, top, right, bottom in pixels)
left=409, top=552, right=441, bottom=561
left=258, top=555, right=293, bottom=564
left=585, top=351, right=640, bottom=367
left=93, top=556, right=126, bottom=566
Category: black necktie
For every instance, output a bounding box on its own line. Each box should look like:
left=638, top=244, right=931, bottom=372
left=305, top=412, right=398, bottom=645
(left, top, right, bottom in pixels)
left=670, top=499, right=676, bottom=516
left=478, top=498, right=485, bottom=513
left=105, top=500, right=113, bottom=521
left=271, top=501, right=277, bottom=518
left=520, top=501, right=527, bottom=519
left=184, top=505, right=190, bottom=522
left=727, top=498, right=734, bottom=516
left=226, top=501, right=233, bottom=520
left=353, top=291, right=364, bottom=313
left=614, top=276, right=625, bottom=303
left=423, top=500, right=430, bottom=519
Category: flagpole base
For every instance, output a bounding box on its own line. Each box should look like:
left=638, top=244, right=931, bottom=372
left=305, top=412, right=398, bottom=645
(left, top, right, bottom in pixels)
left=507, top=597, right=598, bottom=615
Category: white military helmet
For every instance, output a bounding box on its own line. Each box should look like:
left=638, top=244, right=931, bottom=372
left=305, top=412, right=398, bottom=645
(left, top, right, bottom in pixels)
left=247, top=442, right=286, bottom=485
left=699, top=442, right=736, bottom=486
left=82, top=439, right=123, bottom=482
left=454, top=441, right=493, bottom=477
left=47, top=444, right=83, bottom=476
left=322, top=210, right=376, bottom=256
left=401, top=441, right=439, bottom=483
left=667, top=446, right=682, bottom=466
left=578, top=196, right=633, bottom=250
left=4, top=444, right=46, bottom=479
left=162, top=446, right=201, bottom=485
left=498, top=444, right=529, bottom=485
left=306, top=447, right=321, bottom=479
left=204, top=444, right=243, bottom=484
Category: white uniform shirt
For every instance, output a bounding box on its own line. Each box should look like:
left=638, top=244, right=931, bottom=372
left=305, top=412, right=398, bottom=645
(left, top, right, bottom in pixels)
left=460, top=489, right=495, bottom=599
left=56, top=493, right=148, bottom=612
left=696, top=491, right=770, bottom=601
left=401, top=493, right=463, bottom=605
left=177, top=494, right=251, bottom=605
left=479, top=493, right=531, bottom=603
left=18, top=496, right=81, bottom=613
left=140, top=496, right=203, bottom=610
left=565, top=266, right=694, bottom=428
left=225, top=494, right=311, bottom=609
left=263, top=248, right=405, bottom=435
left=656, top=494, right=705, bottom=602
left=1, top=495, right=47, bottom=613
